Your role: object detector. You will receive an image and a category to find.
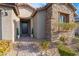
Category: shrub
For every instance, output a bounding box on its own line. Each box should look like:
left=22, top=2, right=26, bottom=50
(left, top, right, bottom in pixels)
left=0, top=40, right=12, bottom=56
left=73, top=43, right=79, bottom=51
left=59, top=35, right=66, bottom=42
left=58, top=22, right=76, bottom=31
left=59, top=35, right=68, bottom=45
left=57, top=44, right=76, bottom=56
left=40, top=40, right=51, bottom=51
left=72, top=37, right=79, bottom=44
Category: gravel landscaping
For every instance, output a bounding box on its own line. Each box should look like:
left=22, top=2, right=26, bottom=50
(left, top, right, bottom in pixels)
left=6, top=37, right=60, bottom=56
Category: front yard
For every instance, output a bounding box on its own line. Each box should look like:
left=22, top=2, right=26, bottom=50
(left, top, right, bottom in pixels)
left=0, top=23, right=79, bottom=56
left=6, top=39, right=60, bottom=56
left=0, top=36, right=79, bottom=56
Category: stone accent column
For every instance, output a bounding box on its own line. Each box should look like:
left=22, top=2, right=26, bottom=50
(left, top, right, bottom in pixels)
left=45, top=4, right=75, bottom=42
left=45, top=6, right=52, bottom=39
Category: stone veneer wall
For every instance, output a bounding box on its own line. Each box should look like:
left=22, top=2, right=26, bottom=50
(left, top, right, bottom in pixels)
left=45, top=4, right=75, bottom=42
left=45, top=5, right=52, bottom=39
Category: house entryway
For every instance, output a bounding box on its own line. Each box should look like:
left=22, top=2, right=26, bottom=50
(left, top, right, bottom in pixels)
left=20, top=19, right=31, bottom=37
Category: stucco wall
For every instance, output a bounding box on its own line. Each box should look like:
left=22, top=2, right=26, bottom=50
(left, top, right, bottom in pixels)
left=19, top=7, right=33, bottom=17
left=1, top=7, right=13, bottom=41
left=0, top=10, right=2, bottom=39
left=33, top=11, right=46, bottom=39
left=37, top=11, right=46, bottom=39
left=33, top=13, right=38, bottom=38
left=0, top=6, right=19, bottom=42
left=12, top=9, right=20, bottom=41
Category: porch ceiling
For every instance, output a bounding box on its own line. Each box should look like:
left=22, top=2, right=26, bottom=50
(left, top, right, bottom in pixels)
left=19, top=16, right=32, bottom=20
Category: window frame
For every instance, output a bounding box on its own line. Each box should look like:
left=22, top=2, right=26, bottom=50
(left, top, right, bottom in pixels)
left=58, top=12, right=69, bottom=23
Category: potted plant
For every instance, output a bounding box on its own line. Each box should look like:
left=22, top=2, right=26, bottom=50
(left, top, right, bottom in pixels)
left=17, top=28, right=20, bottom=39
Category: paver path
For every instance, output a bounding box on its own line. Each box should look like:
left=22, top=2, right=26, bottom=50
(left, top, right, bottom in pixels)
left=6, top=37, right=60, bottom=56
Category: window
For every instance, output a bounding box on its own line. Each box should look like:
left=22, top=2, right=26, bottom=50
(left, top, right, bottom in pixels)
left=59, top=13, right=69, bottom=23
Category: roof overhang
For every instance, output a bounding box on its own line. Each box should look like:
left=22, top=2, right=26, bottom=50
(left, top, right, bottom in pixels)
left=35, top=3, right=77, bottom=17
left=67, top=3, right=77, bottom=11
left=19, top=16, right=32, bottom=20
left=16, top=3, right=36, bottom=10
left=0, top=3, right=19, bottom=16
left=65, top=3, right=77, bottom=17
left=16, top=3, right=36, bottom=18
left=0, top=3, right=77, bottom=18
left=36, top=3, right=52, bottom=11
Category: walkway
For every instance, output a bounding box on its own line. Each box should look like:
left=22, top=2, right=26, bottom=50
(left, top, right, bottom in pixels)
left=6, top=37, right=60, bottom=56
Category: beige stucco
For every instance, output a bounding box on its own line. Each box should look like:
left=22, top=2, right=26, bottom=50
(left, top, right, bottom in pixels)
left=18, top=7, right=33, bottom=17
left=33, top=11, right=46, bottom=39
left=33, top=13, right=38, bottom=38
left=0, top=10, right=2, bottom=39
left=0, top=6, right=20, bottom=42
left=12, top=9, right=20, bottom=42
left=36, top=11, right=46, bottom=39
left=1, top=7, right=13, bottom=41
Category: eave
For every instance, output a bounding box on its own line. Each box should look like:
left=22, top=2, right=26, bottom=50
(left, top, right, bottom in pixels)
left=0, top=3, right=19, bottom=16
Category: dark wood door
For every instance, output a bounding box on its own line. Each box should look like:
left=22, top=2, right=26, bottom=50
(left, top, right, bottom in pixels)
left=21, top=23, right=28, bottom=34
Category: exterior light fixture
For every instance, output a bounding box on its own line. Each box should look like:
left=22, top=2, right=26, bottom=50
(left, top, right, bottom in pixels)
left=1, top=9, right=8, bottom=16
left=4, top=10, right=8, bottom=16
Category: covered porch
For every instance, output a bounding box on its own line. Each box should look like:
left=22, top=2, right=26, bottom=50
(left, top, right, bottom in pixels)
left=20, top=18, right=31, bottom=37
left=15, top=17, right=34, bottom=41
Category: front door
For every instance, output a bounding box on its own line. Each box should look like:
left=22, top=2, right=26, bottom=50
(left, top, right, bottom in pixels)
left=20, top=20, right=30, bottom=37
left=21, top=22, right=28, bottom=34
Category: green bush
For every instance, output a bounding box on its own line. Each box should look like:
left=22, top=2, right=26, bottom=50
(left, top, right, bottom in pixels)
left=59, top=35, right=66, bottom=42
left=57, top=44, right=76, bottom=56
left=58, top=22, right=76, bottom=31
left=0, top=40, right=12, bottom=56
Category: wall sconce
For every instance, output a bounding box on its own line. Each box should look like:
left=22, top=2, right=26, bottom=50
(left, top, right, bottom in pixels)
left=4, top=10, right=8, bottom=16
left=1, top=9, right=8, bottom=16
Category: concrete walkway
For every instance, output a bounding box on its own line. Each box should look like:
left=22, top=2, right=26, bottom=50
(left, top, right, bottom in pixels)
left=6, top=37, right=60, bottom=56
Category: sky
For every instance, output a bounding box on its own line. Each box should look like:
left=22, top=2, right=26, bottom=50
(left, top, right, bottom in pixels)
left=73, top=3, right=79, bottom=17
left=31, top=3, right=47, bottom=8
left=31, top=3, right=79, bottom=17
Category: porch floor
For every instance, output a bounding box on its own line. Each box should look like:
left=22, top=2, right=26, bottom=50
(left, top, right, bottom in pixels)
left=6, top=37, right=60, bottom=56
